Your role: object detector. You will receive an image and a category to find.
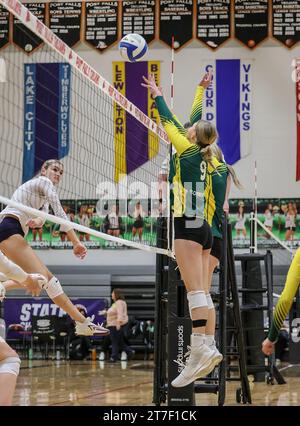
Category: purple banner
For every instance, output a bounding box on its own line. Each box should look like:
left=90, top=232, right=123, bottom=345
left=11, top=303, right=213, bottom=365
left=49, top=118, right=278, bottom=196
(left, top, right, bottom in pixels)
left=4, top=298, right=108, bottom=339
left=125, top=61, right=149, bottom=174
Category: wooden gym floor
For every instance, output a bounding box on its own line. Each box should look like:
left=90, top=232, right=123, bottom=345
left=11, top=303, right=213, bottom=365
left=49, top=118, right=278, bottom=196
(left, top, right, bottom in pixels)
left=12, top=360, right=300, bottom=406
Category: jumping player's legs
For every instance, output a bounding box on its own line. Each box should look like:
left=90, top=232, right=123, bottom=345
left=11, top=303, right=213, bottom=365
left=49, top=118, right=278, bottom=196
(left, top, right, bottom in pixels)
left=171, top=224, right=221, bottom=388
left=0, top=338, right=20, bottom=406
left=204, top=237, right=223, bottom=360
left=0, top=235, right=109, bottom=336
left=174, top=239, right=207, bottom=334
left=206, top=254, right=218, bottom=336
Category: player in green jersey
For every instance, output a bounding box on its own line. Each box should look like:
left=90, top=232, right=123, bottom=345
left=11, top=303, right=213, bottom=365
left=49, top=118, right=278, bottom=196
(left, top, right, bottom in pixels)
left=142, top=73, right=221, bottom=388
left=186, top=73, right=243, bottom=362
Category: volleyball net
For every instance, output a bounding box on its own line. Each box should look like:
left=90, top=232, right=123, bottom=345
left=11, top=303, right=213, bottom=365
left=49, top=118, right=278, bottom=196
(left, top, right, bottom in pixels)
left=252, top=213, right=295, bottom=265
left=0, top=0, right=172, bottom=256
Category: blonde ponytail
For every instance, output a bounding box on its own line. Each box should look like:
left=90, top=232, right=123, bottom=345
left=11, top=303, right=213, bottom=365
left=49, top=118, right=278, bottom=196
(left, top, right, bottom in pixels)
left=227, top=165, right=243, bottom=189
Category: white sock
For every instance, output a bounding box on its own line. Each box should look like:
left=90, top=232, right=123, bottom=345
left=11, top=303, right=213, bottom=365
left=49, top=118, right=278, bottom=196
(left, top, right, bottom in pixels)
left=205, top=335, right=215, bottom=347
left=191, top=333, right=205, bottom=347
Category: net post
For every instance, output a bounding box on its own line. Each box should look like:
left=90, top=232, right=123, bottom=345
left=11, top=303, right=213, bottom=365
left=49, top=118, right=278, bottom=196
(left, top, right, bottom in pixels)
left=153, top=216, right=168, bottom=405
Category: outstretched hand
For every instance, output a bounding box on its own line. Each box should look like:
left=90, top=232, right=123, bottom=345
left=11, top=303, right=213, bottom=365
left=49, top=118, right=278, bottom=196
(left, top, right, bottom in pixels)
left=22, top=274, right=44, bottom=297
left=73, top=242, right=87, bottom=260
left=141, top=74, right=163, bottom=98
left=26, top=217, right=43, bottom=229
left=199, top=69, right=213, bottom=89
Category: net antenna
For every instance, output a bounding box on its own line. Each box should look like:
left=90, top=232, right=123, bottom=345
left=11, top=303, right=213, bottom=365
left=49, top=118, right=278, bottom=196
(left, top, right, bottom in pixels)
left=167, top=35, right=176, bottom=254
left=0, top=0, right=173, bottom=257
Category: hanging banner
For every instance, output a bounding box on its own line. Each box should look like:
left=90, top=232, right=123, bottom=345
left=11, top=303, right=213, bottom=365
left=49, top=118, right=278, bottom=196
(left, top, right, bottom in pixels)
left=234, top=0, right=269, bottom=48
left=13, top=2, right=45, bottom=53
left=112, top=60, right=160, bottom=183
left=0, top=4, right=9, bottom=50
left=49, top=2, right=82, bottom=48
left=84, top=1, right=119, bottom=51
left=272, top=0, right=300, bottom=48
left=121, top=0, right=155, bottom=44
left=196, top=0, right=231, bottom=49
left=201, top=59, right=252, bottom=165
left=159, top=0, right=193, bottom=49
left=23, top=63, right=71, bottom=182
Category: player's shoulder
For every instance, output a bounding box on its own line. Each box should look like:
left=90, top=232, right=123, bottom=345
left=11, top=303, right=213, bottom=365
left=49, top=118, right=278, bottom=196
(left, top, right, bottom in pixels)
left=209, top=156, right=228, bottom=174
left=179, top=143, right=199, bottom=158
left=36, top=176, right=53, bottom=186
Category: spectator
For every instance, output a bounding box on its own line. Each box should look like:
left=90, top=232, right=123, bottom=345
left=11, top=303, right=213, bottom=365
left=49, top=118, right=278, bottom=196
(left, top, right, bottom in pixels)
left=132, top=201, right=145, bottom=243
left=77, top=205, right=90, bottom=242
left=99, top=289, right=134, bottom=362
left=235, top=204, right=247, bottom=239
left=104, top=204, right=122, bottom=238
left=285, top=203, right=297, bottom=242
left=263, top=207, right=273, bottom=239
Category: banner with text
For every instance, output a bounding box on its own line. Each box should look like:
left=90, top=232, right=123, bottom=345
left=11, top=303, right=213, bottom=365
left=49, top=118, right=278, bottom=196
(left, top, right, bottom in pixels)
left=113, top=61, right=160, bottom=182
left=4, top=297, right=107, bottom=336
left=202, top=59, right=252, bottom=165
left=23, top=63, right=71, bottom=182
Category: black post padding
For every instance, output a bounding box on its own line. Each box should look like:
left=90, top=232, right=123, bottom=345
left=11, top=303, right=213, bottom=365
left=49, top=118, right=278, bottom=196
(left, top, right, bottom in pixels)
left=167, top=258, right=194, bottom=406
left=217, top=215, right=228, bottom=406
left=153, top=217, right=168, bottom=406
left=235, top=253, right=265, bottom=382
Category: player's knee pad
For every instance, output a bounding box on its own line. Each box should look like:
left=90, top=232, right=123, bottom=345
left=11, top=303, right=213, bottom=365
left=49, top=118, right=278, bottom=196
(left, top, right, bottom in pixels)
left=0, top=356, right=21, bottom=376
left=187, top=290, right=207, bottom=317
left=43, top=276, right=64, bottom=299
left=206, top=293, right=214, bottom=310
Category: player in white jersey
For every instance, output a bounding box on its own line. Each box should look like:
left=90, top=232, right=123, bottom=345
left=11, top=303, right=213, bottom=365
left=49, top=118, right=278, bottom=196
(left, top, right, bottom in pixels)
left=0, top=250, right=45, bottom=405
left=0, top=159, right=109, bottom=337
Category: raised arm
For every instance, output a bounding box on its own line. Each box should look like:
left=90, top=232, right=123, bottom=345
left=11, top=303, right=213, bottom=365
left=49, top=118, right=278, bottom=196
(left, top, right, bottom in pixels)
left=189, top=70, right=212, bottom=125
left=142, top=75, right=192, bottom=156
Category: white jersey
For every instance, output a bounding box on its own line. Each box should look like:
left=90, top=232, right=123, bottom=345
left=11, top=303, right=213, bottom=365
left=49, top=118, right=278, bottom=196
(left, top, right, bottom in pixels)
left=0, top=176, right=72, bottom=236
left=235, top=213, right=246, bottom=230
left=0, top=250, right=27, bottom=283
left=78, top=214, right=90, bottom=228
left=108, top=212, right=119, bottom=229
left=285, top=213, right=296, bottom=229
left=264, top=212, right=273, bottom=227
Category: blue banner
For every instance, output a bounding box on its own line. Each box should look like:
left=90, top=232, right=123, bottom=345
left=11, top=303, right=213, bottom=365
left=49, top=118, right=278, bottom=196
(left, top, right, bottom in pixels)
left=202, top=59, right=252, bottom=165
left=23, top=63, right=71, bottom=183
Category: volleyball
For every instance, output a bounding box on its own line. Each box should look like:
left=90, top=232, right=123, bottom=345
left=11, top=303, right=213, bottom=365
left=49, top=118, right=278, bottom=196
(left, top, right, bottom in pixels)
left=118, top=33, right=148, bottom=63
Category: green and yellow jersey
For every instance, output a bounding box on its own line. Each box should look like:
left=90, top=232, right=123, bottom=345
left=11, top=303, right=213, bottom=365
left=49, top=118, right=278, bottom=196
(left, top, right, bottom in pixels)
left=268, top=248, right=300, bottom=342
left=188, top=83, right=228, bottom=238
left=189, top=85, right=205, bottom=125
left=155, top=96, right=207, bottom=218
left=205, top=158, right=228, bottom=239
